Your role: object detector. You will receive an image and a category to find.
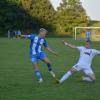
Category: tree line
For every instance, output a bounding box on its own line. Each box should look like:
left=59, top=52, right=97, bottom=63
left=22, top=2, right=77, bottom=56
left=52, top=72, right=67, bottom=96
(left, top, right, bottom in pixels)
left=0, top=0, right=89, bottom=37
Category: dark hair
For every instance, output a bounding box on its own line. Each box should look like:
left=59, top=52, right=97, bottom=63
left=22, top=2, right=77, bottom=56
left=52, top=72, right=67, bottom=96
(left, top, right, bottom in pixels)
left=86, top=40, right=92, bottom=44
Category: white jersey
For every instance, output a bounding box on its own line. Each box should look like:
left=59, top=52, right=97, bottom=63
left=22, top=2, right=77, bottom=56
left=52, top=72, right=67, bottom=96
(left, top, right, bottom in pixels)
left=77, top=46, right=100, bottom=67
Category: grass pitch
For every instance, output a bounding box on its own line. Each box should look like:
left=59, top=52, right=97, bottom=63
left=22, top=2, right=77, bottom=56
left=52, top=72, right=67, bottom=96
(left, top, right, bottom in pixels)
left=0, top=38, right=100, bottom=100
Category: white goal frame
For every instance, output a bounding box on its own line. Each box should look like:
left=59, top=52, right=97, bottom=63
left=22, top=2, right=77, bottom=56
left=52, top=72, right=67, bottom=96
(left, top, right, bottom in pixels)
left=74, top=27, right=100, bottom=40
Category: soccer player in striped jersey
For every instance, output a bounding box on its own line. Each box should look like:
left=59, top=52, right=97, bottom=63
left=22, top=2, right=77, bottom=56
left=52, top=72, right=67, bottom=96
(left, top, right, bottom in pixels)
left=57, top=40, right=100, bottom=84
left=20, top=28, right=57, bottom=83
left=85, top=29, right=91, bottom=41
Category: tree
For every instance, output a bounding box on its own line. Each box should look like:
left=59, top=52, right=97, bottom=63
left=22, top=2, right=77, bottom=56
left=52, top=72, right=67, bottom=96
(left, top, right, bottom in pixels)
left=21, top=0, right=55, bottom=31
left=0, top=0, right=55, bottom=36
left=55, top=0, right=89, bottom=36
left=0, top=0, right=35, bottom=34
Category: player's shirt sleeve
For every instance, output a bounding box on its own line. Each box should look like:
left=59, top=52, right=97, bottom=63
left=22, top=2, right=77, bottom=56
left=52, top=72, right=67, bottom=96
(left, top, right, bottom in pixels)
left=43, top=39, right=48, bottom=47
left=26, top=34, right=35, bottom=39
left=93, top=49, right=100, bottom=56
left=76, top=46, right=84, bottom=51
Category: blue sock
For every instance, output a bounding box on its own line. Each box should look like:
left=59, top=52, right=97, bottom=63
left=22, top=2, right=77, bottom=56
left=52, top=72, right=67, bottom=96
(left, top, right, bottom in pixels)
left=47, top=63, right=52, bottom=71
left=34, top=69, right=42, bottom=80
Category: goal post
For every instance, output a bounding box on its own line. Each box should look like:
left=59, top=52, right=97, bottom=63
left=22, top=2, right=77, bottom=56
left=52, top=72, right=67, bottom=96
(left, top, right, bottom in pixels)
left=74, top=27, right=100, bottom=41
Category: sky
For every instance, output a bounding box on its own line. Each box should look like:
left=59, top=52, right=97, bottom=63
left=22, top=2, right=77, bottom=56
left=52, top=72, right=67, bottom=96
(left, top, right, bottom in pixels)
left=50, top=0, right=100, bottom=21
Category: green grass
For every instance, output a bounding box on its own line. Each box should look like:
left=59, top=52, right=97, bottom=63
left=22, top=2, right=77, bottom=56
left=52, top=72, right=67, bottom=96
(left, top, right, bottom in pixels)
left=0, top=38, right=100, bottom=100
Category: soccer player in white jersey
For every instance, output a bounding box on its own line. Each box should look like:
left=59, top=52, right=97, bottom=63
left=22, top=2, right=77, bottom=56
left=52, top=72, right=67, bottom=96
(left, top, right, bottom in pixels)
left=20, top=28, right=57, bottom=83
left=57, top=40, right=100, bottom=84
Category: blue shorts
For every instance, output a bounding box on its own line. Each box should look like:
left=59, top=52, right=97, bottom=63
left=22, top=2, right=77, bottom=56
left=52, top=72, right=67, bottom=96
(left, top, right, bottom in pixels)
left=31, top=52, right=47, bottom=63
left=86, top=37, right=91, bottom=41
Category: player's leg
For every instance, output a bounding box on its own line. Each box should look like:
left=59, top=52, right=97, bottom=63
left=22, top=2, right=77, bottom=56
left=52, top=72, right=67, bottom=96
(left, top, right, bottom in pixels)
left=43, top=57, right=52, bottom=70
left=82, top=67, right=96, bottom=82
left=59, top=64, right=81, bottom=84
left=39, top=52, right=56, bottom=78
left=59, top=67, right=77, bottom=83
left=82, top=74, right=96, bottom=82
left=42, top=57, right=56, bottom=78
left=31, top=57, right=43, bottom=83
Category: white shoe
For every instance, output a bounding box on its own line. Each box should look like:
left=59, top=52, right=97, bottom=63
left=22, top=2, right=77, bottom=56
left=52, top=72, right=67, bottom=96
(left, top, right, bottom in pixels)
left=38, top=79, right=43, bottom=83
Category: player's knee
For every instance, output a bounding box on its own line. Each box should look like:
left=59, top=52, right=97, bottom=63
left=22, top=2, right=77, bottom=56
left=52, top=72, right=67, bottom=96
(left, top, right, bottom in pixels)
left=47, top=59, right=51, bottom=64
left=33, top=63, right=38, bottom=69
left=93, top=78, right=96, bottom=81
left=46, top=60, right=51, bottom=64
left=43, top=58, right=51, bottom=64
left=91, top=76, right=96, bottom=81
left=90, top=75, right=96, bottom=81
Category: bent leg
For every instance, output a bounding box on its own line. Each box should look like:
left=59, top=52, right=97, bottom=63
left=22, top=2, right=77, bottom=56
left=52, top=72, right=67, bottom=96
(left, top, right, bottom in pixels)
left=59, top=64, right=82, bottom=83
left=39, top=52, right=52, bottom=71
left=83, top=67, right=96, bottom=82
left=42, top=57, right=52, bottom=71
left=42, top=57, right=56, bottom=78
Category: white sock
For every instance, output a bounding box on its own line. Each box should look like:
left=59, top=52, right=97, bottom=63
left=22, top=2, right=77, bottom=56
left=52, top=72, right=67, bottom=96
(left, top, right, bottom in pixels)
left=82, top=77, right=93, bottom=82
left=49, top=71, right=56, bottom=78
left=60, top=71, right=72, bottom=83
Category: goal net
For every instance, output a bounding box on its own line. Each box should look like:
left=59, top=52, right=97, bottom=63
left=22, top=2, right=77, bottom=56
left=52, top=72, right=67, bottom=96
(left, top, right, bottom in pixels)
left=74, top=27, right=100, bottom=41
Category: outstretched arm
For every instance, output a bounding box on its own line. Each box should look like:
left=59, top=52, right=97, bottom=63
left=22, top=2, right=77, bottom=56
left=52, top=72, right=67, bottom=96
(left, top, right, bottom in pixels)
left=95, top=50, right=100, bottom=55
left=19, top=35, right=28, bottom=39
left=62, top=40, right=77, bottom=49
left=45, top=47, right=58, bottom=56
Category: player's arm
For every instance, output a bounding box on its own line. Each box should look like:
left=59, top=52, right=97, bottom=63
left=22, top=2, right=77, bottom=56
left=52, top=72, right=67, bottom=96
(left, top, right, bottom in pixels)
left=18, top=34, right=33, bottom=39
left=19, top=35, right=28, bottom=39
left=15, top=34, right=27, bottom=39
left=43, top=40, right=58, bottom=56
left=45, top=47, right=58, bottom=56
left=95, top=50, right=100, bottom=55
left=62, top=40, right=77, bottom=49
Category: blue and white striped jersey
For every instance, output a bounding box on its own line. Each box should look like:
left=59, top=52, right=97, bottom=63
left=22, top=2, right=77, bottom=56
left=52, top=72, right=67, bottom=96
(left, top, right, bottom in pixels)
left=86, top=31, right=91, bottom=38
left=27, top=34, right=48, bottom=56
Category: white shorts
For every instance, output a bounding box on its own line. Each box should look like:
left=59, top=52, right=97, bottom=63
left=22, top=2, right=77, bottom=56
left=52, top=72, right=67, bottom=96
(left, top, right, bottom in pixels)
left=73, top=63, right=94, bottom=75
